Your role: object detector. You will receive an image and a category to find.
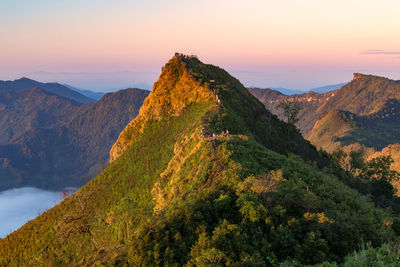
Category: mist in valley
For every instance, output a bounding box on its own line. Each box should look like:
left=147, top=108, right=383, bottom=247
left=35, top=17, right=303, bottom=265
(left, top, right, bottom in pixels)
left=0, top=187, right=62, bottom=238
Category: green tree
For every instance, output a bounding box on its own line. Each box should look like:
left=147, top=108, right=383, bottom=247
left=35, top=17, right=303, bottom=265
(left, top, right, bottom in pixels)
left=349, top=150, right=365, bottom=174
left=361, top=156, right=400, bottom=207
left=277, top=100, right=302, bottom=125
left=362, top=156, right=400, bottom=182
left=332, top=149, right=348, bottom=170
left=331, top=149, right=365, bottom=174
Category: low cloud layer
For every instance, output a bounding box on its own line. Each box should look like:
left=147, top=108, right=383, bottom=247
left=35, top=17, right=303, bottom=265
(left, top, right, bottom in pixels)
left=0, top=187, right=61, bottom=238
left=361, top=49, right=400, bottom=55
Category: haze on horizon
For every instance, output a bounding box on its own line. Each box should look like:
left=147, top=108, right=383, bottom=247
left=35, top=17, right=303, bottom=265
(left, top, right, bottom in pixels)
left=1, top=0, right=399, bottom=91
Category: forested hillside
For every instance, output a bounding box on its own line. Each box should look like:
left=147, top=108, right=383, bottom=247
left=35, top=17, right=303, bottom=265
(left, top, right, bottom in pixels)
left=1, top=55, right=398, bottom=266
left=0, top=88, right=149, bottom=190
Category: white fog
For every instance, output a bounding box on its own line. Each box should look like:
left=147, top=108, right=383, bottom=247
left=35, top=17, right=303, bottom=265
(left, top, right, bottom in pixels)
left=0, top=187, right=62, bottom=238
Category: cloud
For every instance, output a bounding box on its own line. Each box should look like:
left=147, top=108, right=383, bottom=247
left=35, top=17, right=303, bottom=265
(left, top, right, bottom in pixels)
left=361, top=49, right=400, bottom=55
left=0, top=187, right=61, bottom=238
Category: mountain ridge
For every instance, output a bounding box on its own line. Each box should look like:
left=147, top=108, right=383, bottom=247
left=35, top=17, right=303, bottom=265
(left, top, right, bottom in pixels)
left=0, top=55, right=394, bottom=266
left=249, top=73, right=400, bottom=136
left=0, top=77, right=95, bottom=104
left=63, top=84, right=106, bottom=100
left=110, top=55, right=215, bottom=162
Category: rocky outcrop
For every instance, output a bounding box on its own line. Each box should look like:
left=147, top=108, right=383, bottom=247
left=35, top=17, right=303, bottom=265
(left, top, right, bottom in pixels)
left=353, top=73, right=366, bottom=80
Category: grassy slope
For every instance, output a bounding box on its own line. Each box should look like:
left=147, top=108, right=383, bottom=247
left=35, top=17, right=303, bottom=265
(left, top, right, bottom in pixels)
left=0, top=102, right=211, bottom=266
left=306, top=110, right=356, bottom=153
left=0, top=56, right=395, bottom=266
left=307, top=101, right=400, bottom=154
left=0, top=56, right=216, bottom=266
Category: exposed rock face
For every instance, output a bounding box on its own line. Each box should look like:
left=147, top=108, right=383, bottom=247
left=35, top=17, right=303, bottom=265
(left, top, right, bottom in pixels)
left=352, top=73, right=389, bottom=81
left=109, top=55, right=215, bottom=162
left=353, top=73, right=366, bottom=80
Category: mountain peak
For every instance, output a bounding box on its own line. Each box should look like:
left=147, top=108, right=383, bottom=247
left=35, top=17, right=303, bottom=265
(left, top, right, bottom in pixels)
left=15, top=77, right=35, bottom=82
left=109, top=54, right=216, bottom=162
left=174, top=52, right=199, bottom=60
left=110, top=54, right=324, bottom=166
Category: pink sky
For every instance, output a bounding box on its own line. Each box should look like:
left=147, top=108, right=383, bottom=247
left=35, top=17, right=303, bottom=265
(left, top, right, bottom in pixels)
left=1, top=0, right=399, bottom=90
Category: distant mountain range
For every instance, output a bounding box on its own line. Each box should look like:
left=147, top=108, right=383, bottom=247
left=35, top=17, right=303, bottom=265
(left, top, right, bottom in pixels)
left=308, top=82, right=348, bottom=93
left=62, top=84, right=105, bottom=100
left=270, top=87, right=305, bottom=95
left=249, top=82, right=346, bottom=96
left=249, top=73, right=400, bottom=167
left=0, top=82, right=149, bottom=191
left=0, top=77, right=95, bottom=104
